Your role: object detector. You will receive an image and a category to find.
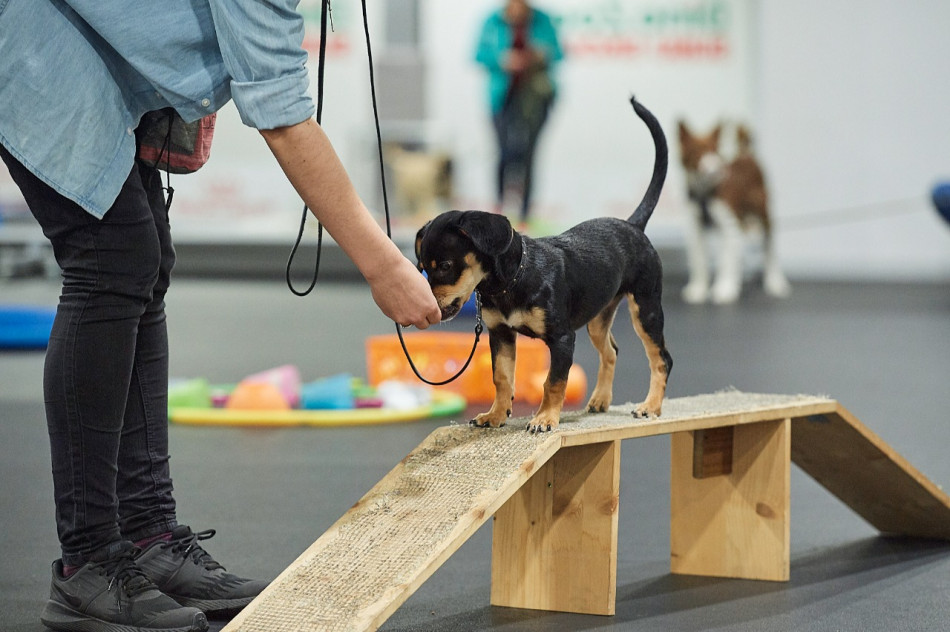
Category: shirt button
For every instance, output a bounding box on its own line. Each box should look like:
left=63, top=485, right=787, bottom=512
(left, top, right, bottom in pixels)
left=126, top=127, right=134, bottom=136
left=201, top=98, right=211, bottom=108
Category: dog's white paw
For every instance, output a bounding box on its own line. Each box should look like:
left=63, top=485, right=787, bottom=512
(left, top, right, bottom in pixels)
left=764, top=271, right=792, bottom=298
left=711, top=281, right=741, bottom=304
left=681, top=282, right=709, bottom=304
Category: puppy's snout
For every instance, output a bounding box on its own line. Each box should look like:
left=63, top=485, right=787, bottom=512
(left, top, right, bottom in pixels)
left=440, top=297, right=462, bottom=322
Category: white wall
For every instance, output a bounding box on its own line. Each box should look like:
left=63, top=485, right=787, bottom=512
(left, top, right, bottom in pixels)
left=757, top=0, right=950, bottom=281
left=2, top=0, right=948, bottom=281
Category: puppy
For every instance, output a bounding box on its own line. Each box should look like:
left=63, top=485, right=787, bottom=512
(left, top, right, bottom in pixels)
left=677, top=121, right=791, bottom=304
left=415, top=97, right=672, bottom=432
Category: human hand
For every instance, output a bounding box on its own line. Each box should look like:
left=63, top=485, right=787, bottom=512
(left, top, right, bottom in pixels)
left=504, top=50, right=531, bottom=73
left=367, top=255, right=441, bottom=329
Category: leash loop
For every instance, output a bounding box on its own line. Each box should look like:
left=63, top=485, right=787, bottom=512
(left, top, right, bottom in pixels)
left=287, top=0, right=482, bottom=385
left=285, top=0, right=331, bottom=296
left=395, top=293, right=482, bottom=386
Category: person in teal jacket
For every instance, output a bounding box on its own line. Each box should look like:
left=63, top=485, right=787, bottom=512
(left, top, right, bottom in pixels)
left=475, top=0, right=564, bottom=224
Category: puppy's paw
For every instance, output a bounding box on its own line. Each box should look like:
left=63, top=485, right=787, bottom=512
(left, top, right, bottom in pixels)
left=586, top=391, right=612, bottom=413
left=525, top=412, right=559, bottom=434
left=632, top=403, right=662, bottom=419
left=470, top=410, right=509, bottom=429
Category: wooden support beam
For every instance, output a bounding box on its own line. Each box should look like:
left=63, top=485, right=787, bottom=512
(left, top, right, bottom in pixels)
left=670, top=419, right=791, bottom=581
left=491, top=440, right=621, bottom=615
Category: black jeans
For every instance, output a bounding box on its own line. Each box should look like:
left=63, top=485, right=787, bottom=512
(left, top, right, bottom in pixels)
left=492, top=85, right=551, bottom=222
left=1, top=146, right=178, bottom=566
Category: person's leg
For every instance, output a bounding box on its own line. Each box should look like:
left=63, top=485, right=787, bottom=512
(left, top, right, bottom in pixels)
left=519, top=140, right=535, bottom=222
left=0, top=146, right=169, bottom=566
left=2, top=146, right=207, bottom=631
left=518, top=101, right=552, bottom=223
left=125, top=181, right=271, bottom=614
left=116, top=161, right=179, bottom=544
left=492, top=110, right=511, bottom=211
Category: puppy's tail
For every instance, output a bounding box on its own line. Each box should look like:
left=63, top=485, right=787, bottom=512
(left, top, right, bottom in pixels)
left=627, top=96, right=669, bottom=231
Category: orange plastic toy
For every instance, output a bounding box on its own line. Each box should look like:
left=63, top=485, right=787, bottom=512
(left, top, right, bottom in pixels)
left=366, top=332, right=587, bottom=405
left=226, top=381, right=292, bottom=411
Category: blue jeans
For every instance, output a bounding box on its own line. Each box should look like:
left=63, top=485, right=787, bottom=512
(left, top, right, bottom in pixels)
left=1, top=146, right=178, bottom=566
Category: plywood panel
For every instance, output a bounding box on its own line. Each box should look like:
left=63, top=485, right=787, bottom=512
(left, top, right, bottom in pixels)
left=791, top=405, right=950, bottom=540
left=491, top=441, right=621, bottom=615
left=670, top=419, right=791, bottom=581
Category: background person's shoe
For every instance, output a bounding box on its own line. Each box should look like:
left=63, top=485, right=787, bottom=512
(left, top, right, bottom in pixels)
left=41, top=542, right=208, bottom=632
left=135, top=526, right=269, bottom=619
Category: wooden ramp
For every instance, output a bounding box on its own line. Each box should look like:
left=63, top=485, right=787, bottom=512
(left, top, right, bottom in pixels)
left=223, top=391, right=950, bottom=632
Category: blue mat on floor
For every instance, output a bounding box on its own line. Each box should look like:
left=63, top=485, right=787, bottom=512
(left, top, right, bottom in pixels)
left=0, top=306, right=55, bottom=349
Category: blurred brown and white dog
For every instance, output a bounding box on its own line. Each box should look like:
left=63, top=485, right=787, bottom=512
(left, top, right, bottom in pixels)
left=677, top=121, right=790, bottom=304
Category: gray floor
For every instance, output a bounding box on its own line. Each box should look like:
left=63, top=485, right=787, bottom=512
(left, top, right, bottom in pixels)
left=2, top=273, right=949, bottom=632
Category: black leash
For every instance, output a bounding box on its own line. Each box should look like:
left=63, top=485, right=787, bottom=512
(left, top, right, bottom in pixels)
left=285, top=0, right=330, bottom=297
left=397, top=293, right=484, bottom=386
left=287, top=0, right=481, bottom=385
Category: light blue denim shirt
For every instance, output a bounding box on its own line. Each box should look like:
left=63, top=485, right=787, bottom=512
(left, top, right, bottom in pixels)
left=0, top=0, right=315, bottom=218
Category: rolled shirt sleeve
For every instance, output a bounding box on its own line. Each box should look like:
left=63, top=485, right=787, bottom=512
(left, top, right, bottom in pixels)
left=208, top=0, right=315, bottom=130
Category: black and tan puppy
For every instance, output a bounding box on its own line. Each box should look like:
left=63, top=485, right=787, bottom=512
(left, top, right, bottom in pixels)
left=415, top=97, right=671, bottom=432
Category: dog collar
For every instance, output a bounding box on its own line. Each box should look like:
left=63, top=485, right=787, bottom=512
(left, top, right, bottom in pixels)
left=486, top=237, right=527, bottom=298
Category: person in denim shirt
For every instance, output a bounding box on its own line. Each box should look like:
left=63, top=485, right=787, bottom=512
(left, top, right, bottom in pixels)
left=0, top=2, right=441, bottom=630
left=475, top=0, right=563, bottom=226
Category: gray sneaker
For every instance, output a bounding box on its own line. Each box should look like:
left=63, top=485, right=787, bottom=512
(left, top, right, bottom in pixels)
left=134, top=526, right=268, bottom=619
left=41, top=541, right=208, bottom=632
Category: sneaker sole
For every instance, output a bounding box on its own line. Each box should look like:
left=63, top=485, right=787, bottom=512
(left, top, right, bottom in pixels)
left=169, top=594, right=254, bottom=619
left=41, top=600, right=209, bottom=632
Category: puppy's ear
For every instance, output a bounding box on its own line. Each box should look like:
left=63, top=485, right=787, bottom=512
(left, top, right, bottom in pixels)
left=458, top=211, right=513, bottom=256
left=414, top=220, right=433, bottom=268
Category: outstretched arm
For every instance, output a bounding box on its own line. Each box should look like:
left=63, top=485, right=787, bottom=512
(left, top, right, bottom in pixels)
left=260, top=118, right=441, bottom=329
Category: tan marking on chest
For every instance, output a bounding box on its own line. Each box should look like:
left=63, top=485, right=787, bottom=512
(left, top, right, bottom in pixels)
left=483, top=306, right=547, bottom=336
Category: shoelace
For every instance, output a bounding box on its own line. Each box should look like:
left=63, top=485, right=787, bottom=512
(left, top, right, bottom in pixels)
left=162, top=529, right=225, bottom=571
left=102, top=553, right=154, bottom=611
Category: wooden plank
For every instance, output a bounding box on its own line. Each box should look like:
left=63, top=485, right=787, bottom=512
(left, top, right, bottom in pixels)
left=491, top=440, right=621, bottom=615
left=556, top=392, right=837, bottom=447
left=670, top=419, right=791, bottom=581
left=791, top=404, right=950, bottom=540
left=223, top=425, right=562, bottom=632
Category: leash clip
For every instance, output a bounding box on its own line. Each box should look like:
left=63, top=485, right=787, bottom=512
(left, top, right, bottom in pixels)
left=474, top=292, right=484, bottom=336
